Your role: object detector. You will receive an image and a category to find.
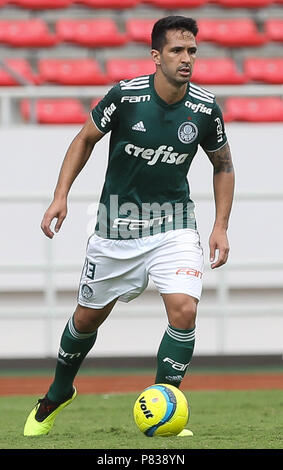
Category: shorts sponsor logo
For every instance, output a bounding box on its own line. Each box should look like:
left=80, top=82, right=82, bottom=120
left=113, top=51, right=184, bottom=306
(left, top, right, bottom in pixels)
left=100, top=103, right=116, bottom=128
left=124, top=143, right=189, bottom=166
left=178, top=122, right=198, bottom=144
left=81, top=283, right=94, bottom=299
left=185, top=100, right=212, bottom=115
left=176, top=267, right=203, bottom=278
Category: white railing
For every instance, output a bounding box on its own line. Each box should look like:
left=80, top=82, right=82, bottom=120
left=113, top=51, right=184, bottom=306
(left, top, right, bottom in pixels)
left=1, top=84, right=283, bottom=125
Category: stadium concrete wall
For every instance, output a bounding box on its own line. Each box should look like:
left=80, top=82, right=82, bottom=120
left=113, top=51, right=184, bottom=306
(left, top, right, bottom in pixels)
left=0, top=123, right=282, bottom=359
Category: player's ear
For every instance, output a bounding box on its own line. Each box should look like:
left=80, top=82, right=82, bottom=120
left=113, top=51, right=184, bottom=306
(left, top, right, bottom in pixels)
left=151, top=49, right=161, bottom=66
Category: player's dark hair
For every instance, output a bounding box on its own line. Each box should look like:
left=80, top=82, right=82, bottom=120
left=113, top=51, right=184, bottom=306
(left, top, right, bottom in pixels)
left=151, top=16, right=198, bottom=52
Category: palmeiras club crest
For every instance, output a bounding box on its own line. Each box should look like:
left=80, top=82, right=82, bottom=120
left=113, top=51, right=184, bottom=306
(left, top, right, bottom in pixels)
left=178, top=122, right=198, bottom=144
left=81, top=284, right=93, bottom=299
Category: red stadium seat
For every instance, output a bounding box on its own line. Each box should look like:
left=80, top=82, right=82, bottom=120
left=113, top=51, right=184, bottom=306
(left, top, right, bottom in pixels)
left=192, top=58, right=247, bottom=85
left=21, top=99, right=88, bottom=124
left=224, top=97, right=283, bottom=122
left=56, top=19, right=128, bottom=47
left=0, top=0, right=9, bottom=6
left=265, top=20, right=283, bottom=42
left=38, top=59, right=109, bottom=85
left=198, top=19, right=266, bottom=47
left=244, top=58, right=283, bottom=84
left=8, top=0, right=74, bottom=8
left=126, top=19, right=157, bottom=45
left=0, top=59, right=38, bottom=86
left=0, top=19, right=58, bottom=47
left=211, top=0, right=273, bottom=7
left=76, top=0, right=140, bottom=7
left=106, top=59, right=155, bottom=83
left=147, top=0, right=208, bottom=7
left=0, top=22, right=12, bottom=42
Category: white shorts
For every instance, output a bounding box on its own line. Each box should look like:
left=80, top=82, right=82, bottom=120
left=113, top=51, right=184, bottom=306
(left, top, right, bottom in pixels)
left=77, top=228, right=204, bottom=309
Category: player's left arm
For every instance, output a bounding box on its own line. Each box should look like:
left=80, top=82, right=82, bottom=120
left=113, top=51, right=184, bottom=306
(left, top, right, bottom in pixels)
left=204, top=142, right=235, bottom=269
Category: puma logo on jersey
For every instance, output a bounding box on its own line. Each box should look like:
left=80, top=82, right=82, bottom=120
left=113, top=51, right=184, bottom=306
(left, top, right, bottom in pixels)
left=132, top=121, right=146, bottom=132
left=125, top=143, right=189, bottom=166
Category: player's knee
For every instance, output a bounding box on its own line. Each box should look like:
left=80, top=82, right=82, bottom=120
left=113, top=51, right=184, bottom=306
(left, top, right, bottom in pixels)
left=168, top=299, right=198, bottom=330
left=73, top=304, right=102, bottom=333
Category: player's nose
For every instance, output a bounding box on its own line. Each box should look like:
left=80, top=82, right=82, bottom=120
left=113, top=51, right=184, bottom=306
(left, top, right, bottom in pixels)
left=181, top=51, right=191, bottom=64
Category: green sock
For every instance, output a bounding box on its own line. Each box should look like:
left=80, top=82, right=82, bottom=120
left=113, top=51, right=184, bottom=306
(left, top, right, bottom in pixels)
left=155, top=324, right=196, bottom=388
left=47, top=316, right=97, bottom=402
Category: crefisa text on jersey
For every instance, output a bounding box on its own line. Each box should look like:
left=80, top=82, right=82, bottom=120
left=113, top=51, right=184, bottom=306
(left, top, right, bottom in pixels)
left=185, top=100, right=212, bottom=115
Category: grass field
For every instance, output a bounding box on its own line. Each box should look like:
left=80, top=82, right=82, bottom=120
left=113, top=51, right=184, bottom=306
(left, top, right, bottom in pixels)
left=0, top=389, right=283, bottom=450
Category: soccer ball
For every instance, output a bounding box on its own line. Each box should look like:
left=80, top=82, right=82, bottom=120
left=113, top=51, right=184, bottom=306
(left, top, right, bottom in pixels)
left=133, top=383, right=189, bottom=437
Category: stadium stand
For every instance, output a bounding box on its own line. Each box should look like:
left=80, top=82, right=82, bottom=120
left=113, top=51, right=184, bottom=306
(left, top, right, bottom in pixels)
left=76, top=0, right=141, bottom=8
left=146, top=0, right=208, bottom=8
left=0, top=19, right=58, bottom=47
left=0, top=58, right=38, bottom=85
left=265, top=19, right=283, bottom=42
left=244, top=58, right=283, bottom=84
left=192, top=58, right=247, bottom=84
left=37, top=58, right=109, bottom=85
left=197, top=19, right=267, bottom=46
left=211, top=0, right=273, bottom=7
left=224, top=97, right=283, bottom=122
left=56, top=19, right=128, bottom=47
left=126, top=18, right=157, bottom=45
left=21, top=98, right=88, bottom=124
left=8, top=0, right=74, bottom=9
left=0, top=0, right=282, bottom=122
left=106, top=58, right=155, bottom=82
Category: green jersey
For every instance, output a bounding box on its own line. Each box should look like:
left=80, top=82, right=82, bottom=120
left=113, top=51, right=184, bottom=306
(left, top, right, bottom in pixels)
left=91, top=73, right=227, bottom=239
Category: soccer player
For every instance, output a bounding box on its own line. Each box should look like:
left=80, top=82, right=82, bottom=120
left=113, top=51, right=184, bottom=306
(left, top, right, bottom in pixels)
left=24, top=16, right=234, bottom=437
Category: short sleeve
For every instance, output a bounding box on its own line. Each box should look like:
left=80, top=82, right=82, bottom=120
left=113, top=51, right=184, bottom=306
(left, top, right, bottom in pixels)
left=90, top=84, right=121, bottom=134
left=201, top=102, right=227, bottom=152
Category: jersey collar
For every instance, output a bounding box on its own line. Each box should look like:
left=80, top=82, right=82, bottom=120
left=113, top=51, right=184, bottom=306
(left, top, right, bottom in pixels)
left=149, top=73, right=189, bottom=109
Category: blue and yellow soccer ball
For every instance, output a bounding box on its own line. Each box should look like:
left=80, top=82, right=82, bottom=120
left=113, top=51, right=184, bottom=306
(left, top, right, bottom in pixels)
left=133, top=383, right=189, bottom=437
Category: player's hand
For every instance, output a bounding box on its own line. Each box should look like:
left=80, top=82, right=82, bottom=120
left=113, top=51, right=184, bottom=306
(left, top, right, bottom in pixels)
left=41, top=198, right=67, bottom=239
left=209, top=227, right=230, bottom=269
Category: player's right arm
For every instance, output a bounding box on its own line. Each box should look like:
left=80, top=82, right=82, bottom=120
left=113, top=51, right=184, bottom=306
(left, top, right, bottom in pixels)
left=41, top=116, right=104, bottom=239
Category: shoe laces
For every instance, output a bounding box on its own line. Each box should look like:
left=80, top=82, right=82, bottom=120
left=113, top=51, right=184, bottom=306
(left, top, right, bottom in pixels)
left=35, top=396, right=59, bottom=422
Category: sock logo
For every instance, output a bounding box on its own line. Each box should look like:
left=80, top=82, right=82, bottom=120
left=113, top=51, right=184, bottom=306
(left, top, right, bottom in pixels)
left=59, top=347, right=81, bottom=361
left=165, top=375, right=183, bottom=383
left=163, top=357, right=190, bottom=371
